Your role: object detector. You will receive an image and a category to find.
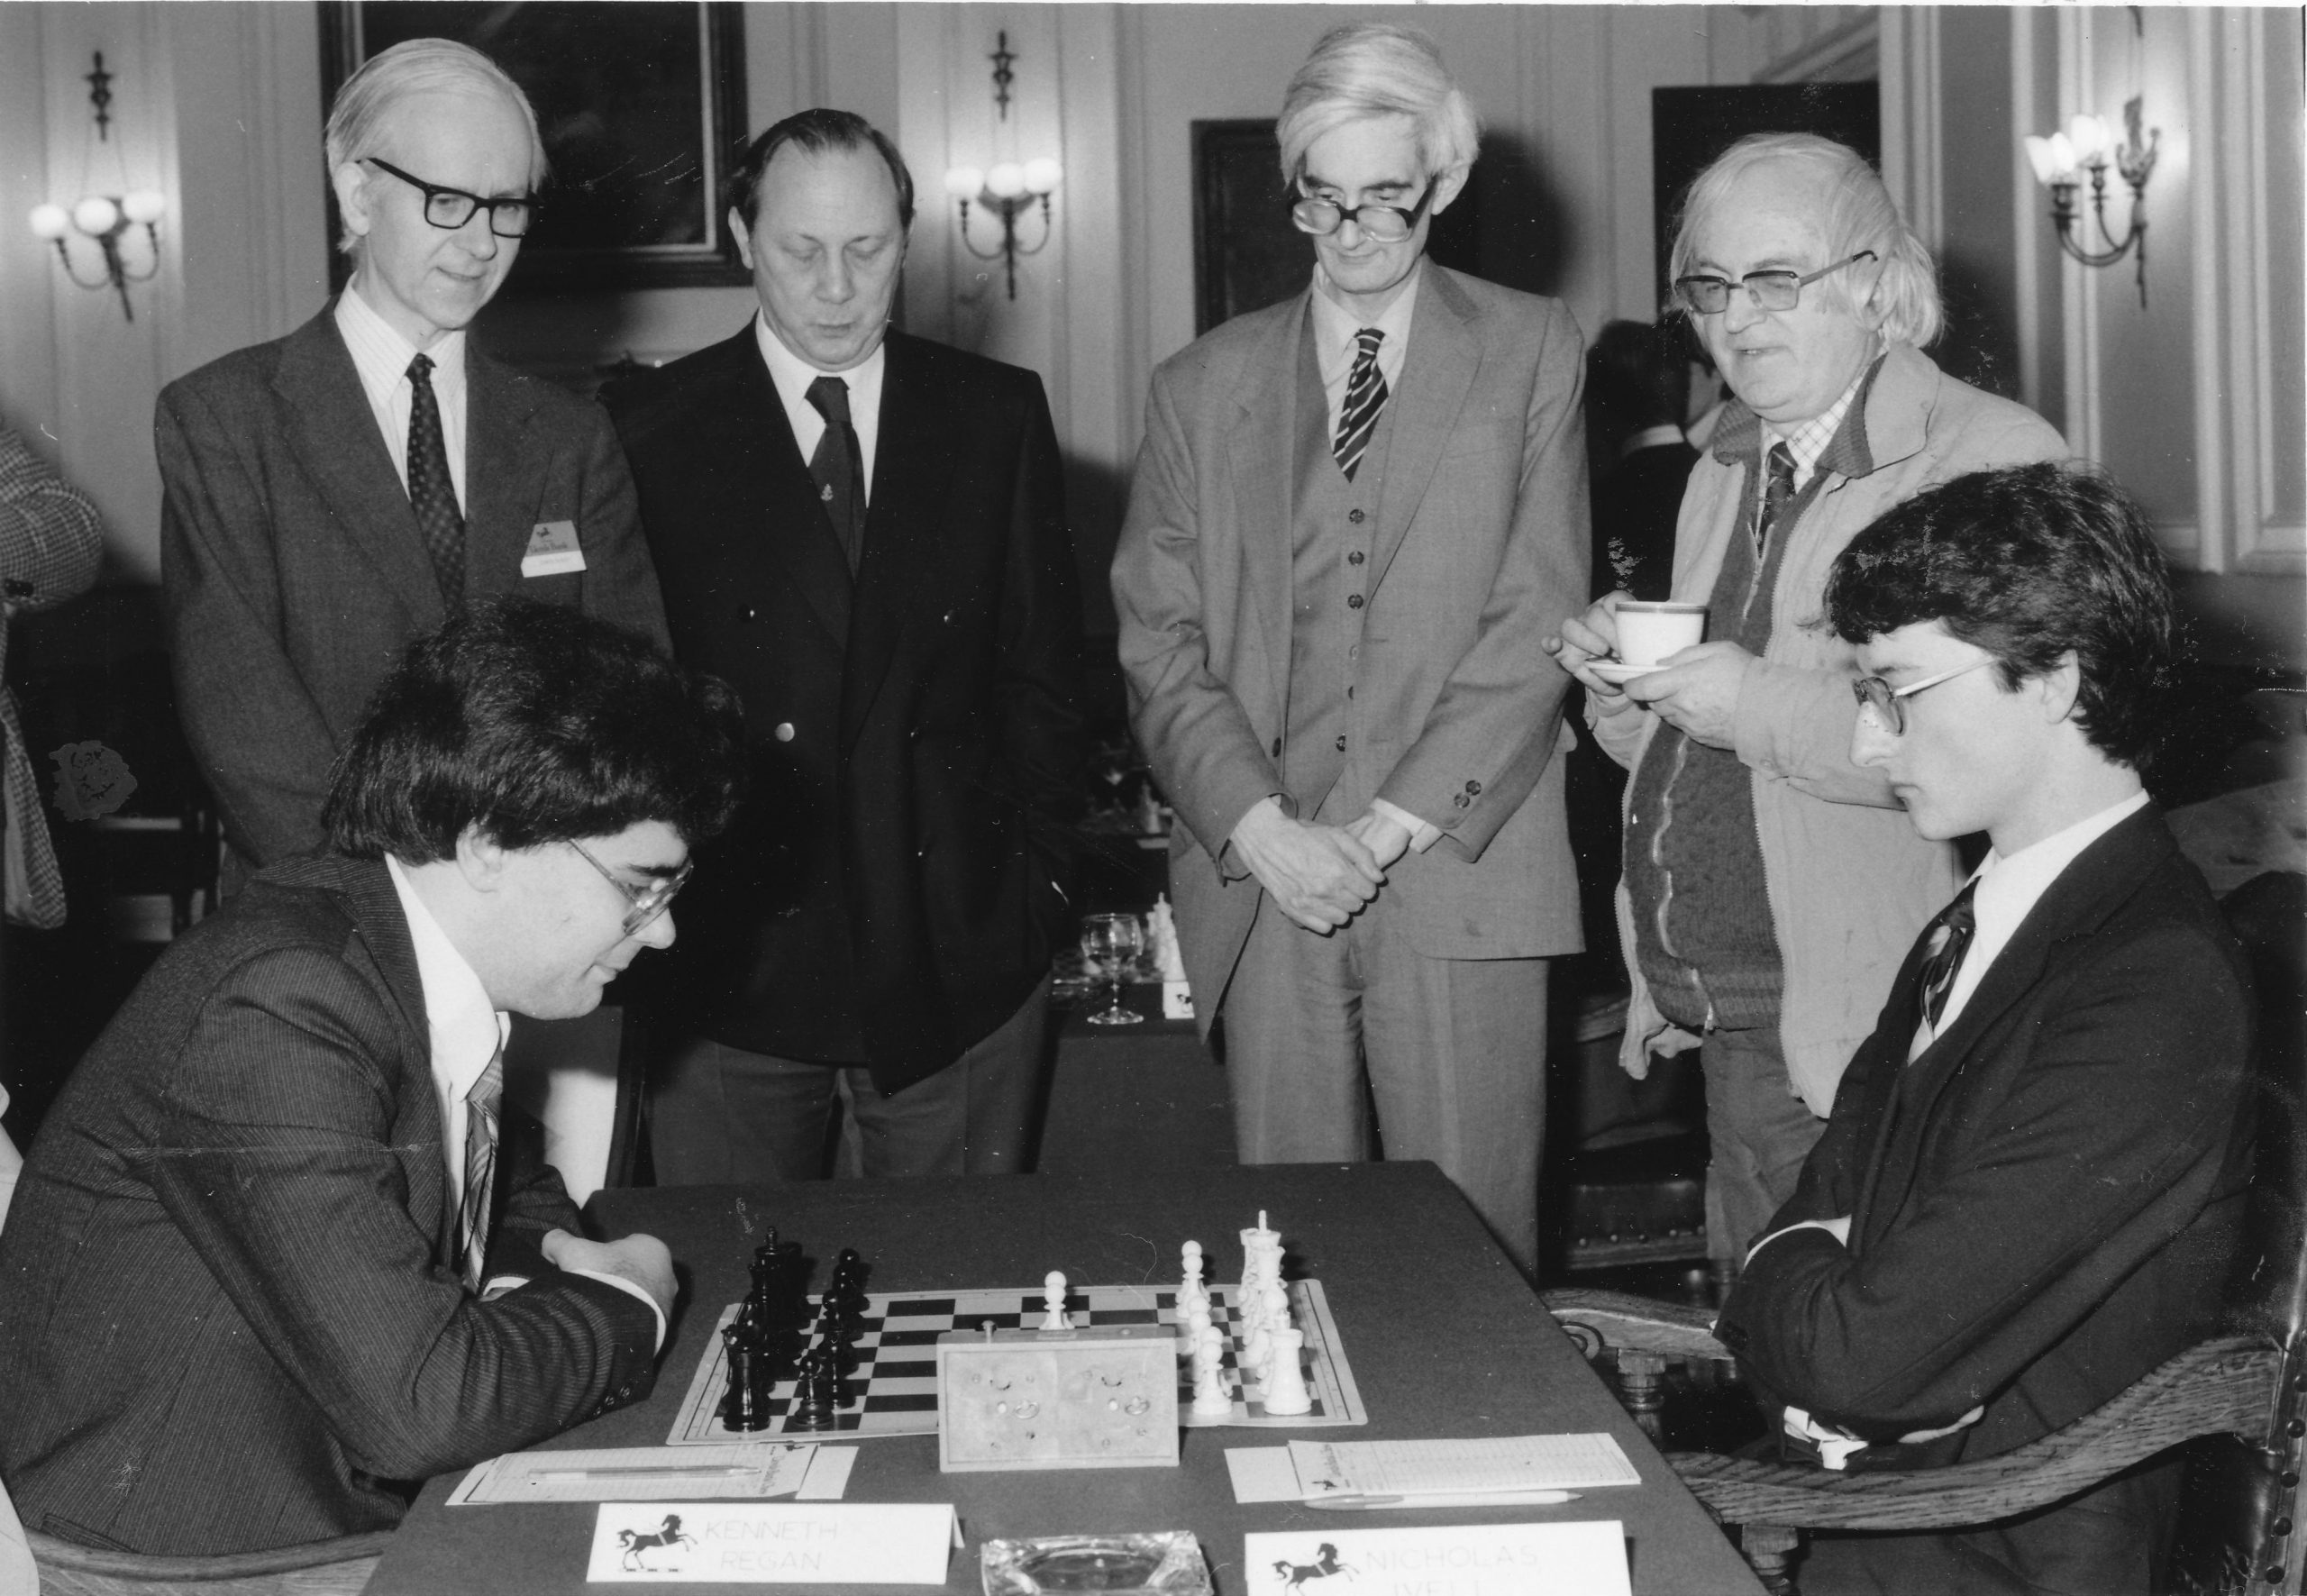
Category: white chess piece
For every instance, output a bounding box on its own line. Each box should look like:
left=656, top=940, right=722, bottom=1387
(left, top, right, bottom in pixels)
left=1181, top=1295, right=1213, bottom=1357
left=1191, top=1324, right=1232, bottom=1417
left=1242, top=1309, right=1274, bottom=1383
left=1262, top=1277, right=1291, bottom=1337
left=1180, top=1240, right=1208, bottom=1318
left=1259, top=1327, right=1313, bottom=1415
left=1041, top=1270, right=1070, bottom=1331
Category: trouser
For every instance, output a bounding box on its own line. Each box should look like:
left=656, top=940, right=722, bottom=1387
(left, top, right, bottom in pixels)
left=650, top=976, right=1051, bottom=1181
left=1221, top=891, right=1551, bottom=1277
left=1701, top=1022, right=1828, bottom=1267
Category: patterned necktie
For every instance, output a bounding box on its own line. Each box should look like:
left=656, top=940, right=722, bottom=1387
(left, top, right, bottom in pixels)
left=1755, top=441, right=1798, bottom=558
left=1912, top=878, right=1980, bottom=1046
left=807, top=376, right=865, bottom=574
left=1333, top=328, right=1388, bottom=482
left=459, top=1044, right=504, bottom=1292
left=406, top=353, right=465, bottom=607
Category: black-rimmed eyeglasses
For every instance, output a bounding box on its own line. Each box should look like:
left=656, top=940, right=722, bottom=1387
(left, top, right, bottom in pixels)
left=362, top=158, right=538, bottom=239
left=1851, top=657, right=1992, bottom=735
left=1289, top=178, right=1437, bottom=244
left=1674, top=251, right=1877, bottom=316
left=568, top=841, right=691, bottom=936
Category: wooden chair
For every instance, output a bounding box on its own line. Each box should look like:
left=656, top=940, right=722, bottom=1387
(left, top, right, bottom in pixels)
left=1545, top=870, right=2307, bottom=1595
left=23, top=1528, right=391, bottom=1595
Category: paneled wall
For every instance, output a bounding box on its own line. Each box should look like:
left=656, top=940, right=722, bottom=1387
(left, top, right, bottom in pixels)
left=2, top=3, right=2297, bottom=669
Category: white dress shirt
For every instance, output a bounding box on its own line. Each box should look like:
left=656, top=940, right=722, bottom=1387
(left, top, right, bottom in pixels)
left=334, top=287, right=470, bottom=511
left=383, top=857, right=663, bottom=1347
left=753, top=313, right=886, bottom=497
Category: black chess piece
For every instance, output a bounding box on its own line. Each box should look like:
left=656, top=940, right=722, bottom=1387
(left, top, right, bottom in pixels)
left=720, top=1323, right=770, bottom=1431
left=787, top=1346, right=839, bottom=1432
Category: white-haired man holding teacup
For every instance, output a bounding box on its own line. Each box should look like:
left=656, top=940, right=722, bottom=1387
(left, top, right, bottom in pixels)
left=1546, top=132, right=2063, bottom=1276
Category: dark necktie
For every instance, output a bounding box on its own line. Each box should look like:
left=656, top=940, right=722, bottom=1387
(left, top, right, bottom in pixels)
left=406, top=354, right=465, bottom=607
left=1756, top=441, right=1798, bottom=558
left=807, top=376, right=865, bottom=574
left=1913, top=878, right=1980, bottom=1044
left=1333, top=328, right=1388, bottom=482
left=459, top=1044, right=504, bottom=1292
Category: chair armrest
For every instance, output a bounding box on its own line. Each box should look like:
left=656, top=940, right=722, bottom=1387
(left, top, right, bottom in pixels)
left=1668, top=1335, right=2279, bottom=1533
left=1542, top=1287, right=1734, bottom=1363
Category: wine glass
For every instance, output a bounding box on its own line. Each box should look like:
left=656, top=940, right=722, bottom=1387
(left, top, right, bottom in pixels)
left=1080, top=912, right=1146, bottom=1026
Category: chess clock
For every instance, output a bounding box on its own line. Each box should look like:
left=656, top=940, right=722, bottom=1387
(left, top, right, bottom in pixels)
left=935, top=1324, right=1181, bottom=1472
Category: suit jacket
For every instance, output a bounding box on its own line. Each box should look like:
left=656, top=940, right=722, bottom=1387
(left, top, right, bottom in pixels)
left=1112, top=266, right=1589, bottom=1021
left=157, top=306, right=670, bottom=879
left=1591, top=437, right=1697, bottom=601
left=1715, top=807, right=2253, bottom=1464
left=602, top=327, right=1083, bottom=1093
left=0, top=854, right=661, bottom=1555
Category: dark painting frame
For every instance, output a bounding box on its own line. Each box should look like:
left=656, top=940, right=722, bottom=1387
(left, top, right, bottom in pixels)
left=320, top=1, right=750, bottom=293
left=1191, top=120, right=1480, bottom=335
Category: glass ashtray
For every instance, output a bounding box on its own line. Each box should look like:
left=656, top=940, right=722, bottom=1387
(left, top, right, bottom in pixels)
left=981, top=1532, right=1209, bottom=1596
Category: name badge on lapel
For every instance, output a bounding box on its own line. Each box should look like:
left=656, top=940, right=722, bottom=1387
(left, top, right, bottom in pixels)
left=522, top=520, right=587, bottom=578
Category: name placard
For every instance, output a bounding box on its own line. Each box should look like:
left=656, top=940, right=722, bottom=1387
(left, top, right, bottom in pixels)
left=1243, top=1522, right=1628, bottom=1596
left=586, top=1502, right=957, bottom=1583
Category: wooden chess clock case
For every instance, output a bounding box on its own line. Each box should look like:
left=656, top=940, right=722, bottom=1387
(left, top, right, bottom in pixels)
left=935, top=1324, right=1182, bottom=1472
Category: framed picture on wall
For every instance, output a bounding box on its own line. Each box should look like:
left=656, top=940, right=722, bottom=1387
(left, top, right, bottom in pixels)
left=1190, top=120, right=1479, bottom=336
left=319, top=1, right=751, bottom=293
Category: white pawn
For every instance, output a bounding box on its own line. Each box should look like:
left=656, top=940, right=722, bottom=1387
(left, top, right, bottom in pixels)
left=1181, top=1294, right=1213, bottom=1358
left=1191, top=1324, right=1232, bottom=1417
left=1179, top=1241, right=1208, bottom=1318
left=1260, top=1327, right=1313, bottom=1416
left=1042, top=1270, right=1070, bottom=1331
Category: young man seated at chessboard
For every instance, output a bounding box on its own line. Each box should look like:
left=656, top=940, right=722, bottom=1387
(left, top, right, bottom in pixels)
left=0, top=600, right=746, bottom=1557
left=1710, top=464, right=2255, bottom=1596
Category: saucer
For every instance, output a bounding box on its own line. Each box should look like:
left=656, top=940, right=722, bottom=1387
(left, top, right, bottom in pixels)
left=1589, top=661, right=1664, bottom=687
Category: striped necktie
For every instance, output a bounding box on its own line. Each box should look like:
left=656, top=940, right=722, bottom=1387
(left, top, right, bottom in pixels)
left=1333, top=328, right=1387, bottom=482
left=1909, top=878, right=1980, bottom=1059
left=459, top=1044, right=504, bottom=1292
left=406, top=354, right=465, bottom=607
left=1756, top=441, right=1797, bottom=558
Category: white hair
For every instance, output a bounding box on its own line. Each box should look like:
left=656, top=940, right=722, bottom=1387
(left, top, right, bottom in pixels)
left=1669, top=132, right=1942, bottom=348
left=325, top=38, right=547, bottom=253
left=1276, top=23, right=1480, bottom=187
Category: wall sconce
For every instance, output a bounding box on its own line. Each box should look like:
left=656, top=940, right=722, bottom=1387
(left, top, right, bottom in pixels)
left=943, top=32, right=1060, bottom=301
left=2023, top=97, right=2158, bottom=308
left=26, top=52, right=166, bottom=324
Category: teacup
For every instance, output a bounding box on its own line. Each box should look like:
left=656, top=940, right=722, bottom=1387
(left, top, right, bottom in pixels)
left=1614, top=601, right=1708, bottom=667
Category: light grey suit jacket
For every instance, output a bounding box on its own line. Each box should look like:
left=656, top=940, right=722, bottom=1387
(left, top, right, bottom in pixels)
left=1114, top=265, right=1590, bottom=1026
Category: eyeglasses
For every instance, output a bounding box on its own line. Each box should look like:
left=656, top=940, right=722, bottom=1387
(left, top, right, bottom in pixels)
left=1851, top=657, right=1993, bottom=735
left=567, top=840, right=691, bottom=936
left=1674, top=251, right=1877, bottom=316
left=1289, top=178, right=1437, bottom=243
left=361, top=158, right=538, bottom=239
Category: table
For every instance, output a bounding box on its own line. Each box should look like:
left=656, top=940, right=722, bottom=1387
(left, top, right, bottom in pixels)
left=361, top=1163, right=1762, bottom=1596
left=1036, top=987, right=1236, bottom=1175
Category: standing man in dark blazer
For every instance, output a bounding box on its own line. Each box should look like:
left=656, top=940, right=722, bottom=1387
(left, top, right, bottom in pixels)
left=1714, top=465, right=2253, bottom=1594
left=604, top=110, right=1083, bottom=1181
left=159, top=38, right=668, bottom=887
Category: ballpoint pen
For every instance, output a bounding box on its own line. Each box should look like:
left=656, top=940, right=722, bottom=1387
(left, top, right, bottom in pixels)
left=531, top=1464, right=767, bottom=1483
left=1302, top=1490, right=1581, bottom=1510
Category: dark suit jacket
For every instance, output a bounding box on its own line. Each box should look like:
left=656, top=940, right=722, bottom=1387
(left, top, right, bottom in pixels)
left=603, top=327, right=1082, bottom=1093
left=0, top=854, right=660, bottom=1555
left=1716, top=807, right=2253, bottom=1467
left=1591, top=437, right=1697, bottom=601
left=157, top=306, right=670, bottom=879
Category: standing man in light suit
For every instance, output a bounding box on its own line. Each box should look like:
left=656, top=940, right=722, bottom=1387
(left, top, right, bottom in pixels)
left=1114, top=24, right=1588, bottom=1275
left=159, top=37, right=667, bottom=889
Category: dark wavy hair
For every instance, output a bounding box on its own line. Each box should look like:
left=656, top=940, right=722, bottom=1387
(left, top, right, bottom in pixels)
left=728, top=107, right=913, bottom=233
left=1823, top=462, right=2177, bottom=771
left=323, top=598, right=747, bottom=862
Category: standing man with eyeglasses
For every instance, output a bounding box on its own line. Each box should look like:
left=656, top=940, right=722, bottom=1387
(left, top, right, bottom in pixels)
left=1114, top=24, right=1588, bottom=1277
left=1546, top=133, right=2063, bottom=1276
left=159, top=37, right=668, bottom=889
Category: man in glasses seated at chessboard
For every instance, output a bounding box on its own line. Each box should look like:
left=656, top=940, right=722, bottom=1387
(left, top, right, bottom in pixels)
left=0, top=600, right=744, bottom=1557
left=1711, top=463, right=2255, bottom=1596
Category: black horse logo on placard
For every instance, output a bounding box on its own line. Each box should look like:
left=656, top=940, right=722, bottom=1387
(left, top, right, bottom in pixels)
left=618, top=1513, right=698, bottom=1572
left=1274, top=1543, right=1356, bottom=1591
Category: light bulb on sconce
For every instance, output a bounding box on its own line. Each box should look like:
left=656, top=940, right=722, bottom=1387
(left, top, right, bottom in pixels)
left=944, top=31, right=1060, bottom=301
left=25, top=51, right=167, bottom=322
left=2021, top=96, right=2157, bottom=307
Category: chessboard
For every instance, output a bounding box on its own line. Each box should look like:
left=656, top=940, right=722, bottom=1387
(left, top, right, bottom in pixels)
left=665, top=1280, right=1367, bottom=1445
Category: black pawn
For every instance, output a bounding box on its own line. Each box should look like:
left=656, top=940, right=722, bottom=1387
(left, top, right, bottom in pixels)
left=787, top=1348, right=839, bottom=1431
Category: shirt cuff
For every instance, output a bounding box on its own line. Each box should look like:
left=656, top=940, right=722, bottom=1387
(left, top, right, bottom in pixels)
left=1744, top=1217, right=1849, bottom=1268
left=1368, top=799, right=1442, bottom=853
left=495, top=1267, right=667, bottom=1352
